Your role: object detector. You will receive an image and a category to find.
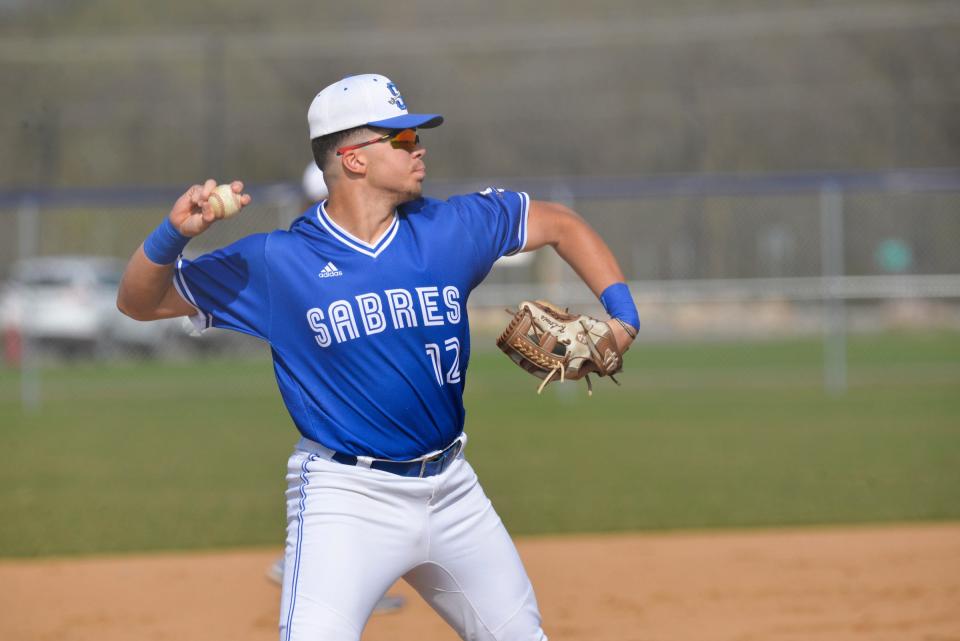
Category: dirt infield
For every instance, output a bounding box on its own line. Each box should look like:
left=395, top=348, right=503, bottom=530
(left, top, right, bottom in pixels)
left=3, top=523, right=958, bottom=641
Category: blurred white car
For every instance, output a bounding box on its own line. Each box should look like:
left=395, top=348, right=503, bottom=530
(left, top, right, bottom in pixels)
left=0, top=255, right=183, bottom=358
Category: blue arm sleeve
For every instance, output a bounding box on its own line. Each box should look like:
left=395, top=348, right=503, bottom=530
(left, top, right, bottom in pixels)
left=173, top=233, right=271, bottom=341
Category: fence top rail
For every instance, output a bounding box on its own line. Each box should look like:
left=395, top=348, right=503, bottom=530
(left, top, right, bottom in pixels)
left=2, top=168, right=960, bottom=210
left=470, top=274, right=960, bottom=306
left=429, top=168, right=960, bottom=200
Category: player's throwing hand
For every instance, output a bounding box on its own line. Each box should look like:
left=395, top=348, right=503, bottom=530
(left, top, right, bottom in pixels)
left=172, top=179, right=252, bottom=237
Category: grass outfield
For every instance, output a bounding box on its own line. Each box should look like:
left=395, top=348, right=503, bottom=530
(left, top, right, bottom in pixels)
left=1, top=331, right=958, bottom=557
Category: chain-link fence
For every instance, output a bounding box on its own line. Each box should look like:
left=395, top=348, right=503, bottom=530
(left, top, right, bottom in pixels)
left=1, top=169, right=958, bottom=408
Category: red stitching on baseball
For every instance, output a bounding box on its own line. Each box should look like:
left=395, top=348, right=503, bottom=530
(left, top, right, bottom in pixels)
left=210, top=192, right=224, bottom=218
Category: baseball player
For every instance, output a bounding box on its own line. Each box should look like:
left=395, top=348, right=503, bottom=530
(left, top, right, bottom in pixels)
left=117, top=73, right=639, bottom=641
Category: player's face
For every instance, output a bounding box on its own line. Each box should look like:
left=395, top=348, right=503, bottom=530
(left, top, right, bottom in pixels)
left=361, top=129, right=428, bottom=201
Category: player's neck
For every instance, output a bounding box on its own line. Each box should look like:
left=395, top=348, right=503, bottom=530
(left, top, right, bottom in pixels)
left=324, top=189, right=399, bottom=244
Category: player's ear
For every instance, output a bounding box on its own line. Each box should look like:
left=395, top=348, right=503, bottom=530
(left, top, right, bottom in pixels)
left=340, top=150, right=368, bottom=177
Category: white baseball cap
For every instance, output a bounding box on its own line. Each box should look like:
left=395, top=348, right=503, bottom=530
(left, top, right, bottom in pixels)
left=308, top=74, right=443, bottom=140
left=302, top=162, right=329, bottom=202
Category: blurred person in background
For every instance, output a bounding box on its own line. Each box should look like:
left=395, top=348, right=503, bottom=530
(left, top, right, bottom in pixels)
left=301, top=160, right=329, bottom=206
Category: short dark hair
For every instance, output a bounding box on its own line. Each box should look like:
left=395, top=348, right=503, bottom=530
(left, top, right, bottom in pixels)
left=311, top=126, right=369, bottom=173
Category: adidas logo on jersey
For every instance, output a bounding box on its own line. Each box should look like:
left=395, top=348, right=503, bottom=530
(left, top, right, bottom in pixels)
left=318, top=261, right=343, bottom=278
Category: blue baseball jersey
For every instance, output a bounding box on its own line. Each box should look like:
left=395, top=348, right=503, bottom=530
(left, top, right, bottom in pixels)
left=174, top=188, right=530, bottom=459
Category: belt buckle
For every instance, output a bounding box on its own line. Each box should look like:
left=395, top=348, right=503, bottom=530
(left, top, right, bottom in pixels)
left=418, top=438, right=462, bottom=478
left=419, top=451, right=442, bottom=478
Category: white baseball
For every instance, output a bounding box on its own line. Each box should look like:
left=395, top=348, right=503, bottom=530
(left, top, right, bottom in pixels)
left=208, top=184, right=243, bottom=219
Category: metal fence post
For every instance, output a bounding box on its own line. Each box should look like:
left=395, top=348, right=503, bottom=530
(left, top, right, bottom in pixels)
left=17, top=195, right=41, bottom=411
left=819, top=182, right=847, bottom=395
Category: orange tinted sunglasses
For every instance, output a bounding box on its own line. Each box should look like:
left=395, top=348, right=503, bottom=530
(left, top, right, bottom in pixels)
left=336, top=129, right=420, bottom=156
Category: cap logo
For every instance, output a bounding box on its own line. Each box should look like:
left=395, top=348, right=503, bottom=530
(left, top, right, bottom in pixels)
left=386, top=82, right=406, bottom=111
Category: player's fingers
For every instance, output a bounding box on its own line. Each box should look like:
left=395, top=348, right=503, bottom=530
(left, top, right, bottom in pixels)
left=201, top=178, right=217, bottom=199
left=173, top=186, right=193, bottom=211
left=223, top=180, right=252, bottom=208
left=228, top=180, right=253, bottom=206
left=169, top=184, right=201, bottom=223
left=186, top=184, right=208, bottom=216
left=201, top=199, right=217, bottom=223
left=180, top=212, right=214, bottom=237
left=606, top=320, right=633, bottom=353
left=181, top=185, right=197, bottom=210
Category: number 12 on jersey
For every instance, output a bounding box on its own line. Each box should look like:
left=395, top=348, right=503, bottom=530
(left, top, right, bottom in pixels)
left=425, top=338, right=461, bottom=386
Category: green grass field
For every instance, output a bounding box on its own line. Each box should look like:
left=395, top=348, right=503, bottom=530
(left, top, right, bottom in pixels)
left=1, top=331, right=958, bottom=558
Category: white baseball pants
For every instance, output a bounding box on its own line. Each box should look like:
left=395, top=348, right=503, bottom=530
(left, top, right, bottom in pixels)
left=278, top=439, right=548, bottom=641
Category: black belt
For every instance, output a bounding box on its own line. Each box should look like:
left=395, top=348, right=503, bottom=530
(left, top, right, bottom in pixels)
left=331, top=437, right=464, bottom=478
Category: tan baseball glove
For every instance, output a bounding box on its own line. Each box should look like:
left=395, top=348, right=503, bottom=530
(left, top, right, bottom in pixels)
left=496, top=300, right=624, bottom=395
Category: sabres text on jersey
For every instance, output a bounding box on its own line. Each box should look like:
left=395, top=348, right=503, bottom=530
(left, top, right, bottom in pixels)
left=306, top=285, right=462, bottom=347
